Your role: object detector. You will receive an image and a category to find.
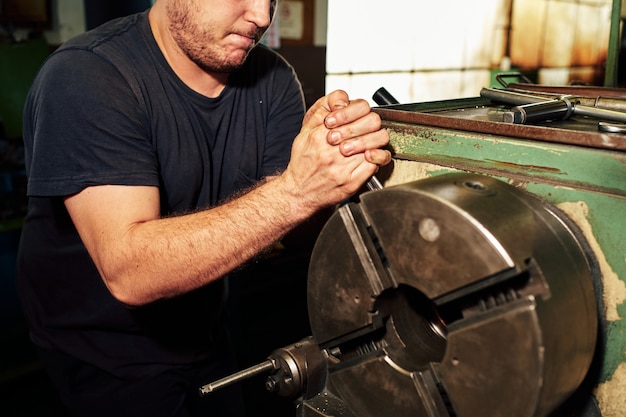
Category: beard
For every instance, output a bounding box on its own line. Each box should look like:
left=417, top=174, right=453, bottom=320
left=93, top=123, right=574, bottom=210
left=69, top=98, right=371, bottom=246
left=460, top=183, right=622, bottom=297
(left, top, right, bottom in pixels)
left=166, top=0, right=266, bottom=74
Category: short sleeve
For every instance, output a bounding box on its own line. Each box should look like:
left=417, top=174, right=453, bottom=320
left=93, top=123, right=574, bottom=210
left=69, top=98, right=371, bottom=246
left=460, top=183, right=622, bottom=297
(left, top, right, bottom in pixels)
left=23, top=48, right=159, bottom=197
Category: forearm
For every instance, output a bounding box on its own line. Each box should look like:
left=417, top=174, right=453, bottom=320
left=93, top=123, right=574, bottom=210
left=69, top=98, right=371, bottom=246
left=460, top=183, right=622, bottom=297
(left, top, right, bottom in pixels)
left=82, top=176, right=314, bottom=306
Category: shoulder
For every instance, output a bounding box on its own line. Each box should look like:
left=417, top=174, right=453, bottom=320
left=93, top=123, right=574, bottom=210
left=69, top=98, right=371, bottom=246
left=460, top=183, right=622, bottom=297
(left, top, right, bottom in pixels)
left=58, top=11, right=146, bottom=54
left=46, top=11, right=151, bottom=80
left=31, top=11, right=159, bottom=107
left=25, top=14, right=154, bottom=139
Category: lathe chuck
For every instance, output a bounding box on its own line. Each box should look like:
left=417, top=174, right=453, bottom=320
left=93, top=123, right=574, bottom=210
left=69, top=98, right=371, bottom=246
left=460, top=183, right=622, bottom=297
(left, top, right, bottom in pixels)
left=304, top=172, right=598, bottom=417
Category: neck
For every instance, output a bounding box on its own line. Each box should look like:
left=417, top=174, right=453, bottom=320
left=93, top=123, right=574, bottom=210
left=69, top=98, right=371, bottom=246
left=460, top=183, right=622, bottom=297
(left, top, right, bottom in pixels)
left=148, top=6, right=228, bottom=98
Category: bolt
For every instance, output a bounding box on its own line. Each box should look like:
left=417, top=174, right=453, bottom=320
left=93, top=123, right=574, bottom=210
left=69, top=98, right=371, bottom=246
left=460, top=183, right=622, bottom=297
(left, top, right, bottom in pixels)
left=265, top=375, right=280, bottom=393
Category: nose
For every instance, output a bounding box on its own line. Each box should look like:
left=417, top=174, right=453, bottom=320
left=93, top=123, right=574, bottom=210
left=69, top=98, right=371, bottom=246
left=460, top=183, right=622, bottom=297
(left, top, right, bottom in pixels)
left=245, top=0, right=273, bottom=28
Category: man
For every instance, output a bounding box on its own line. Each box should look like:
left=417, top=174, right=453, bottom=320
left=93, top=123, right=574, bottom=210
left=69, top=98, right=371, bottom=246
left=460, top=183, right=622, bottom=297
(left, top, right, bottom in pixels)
left=16, top=1, right=391, bottom=416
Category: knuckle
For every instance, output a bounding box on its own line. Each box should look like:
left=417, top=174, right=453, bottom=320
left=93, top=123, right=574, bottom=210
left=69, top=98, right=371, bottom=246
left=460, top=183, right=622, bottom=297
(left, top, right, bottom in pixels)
left=352, top=98, right=370, bottom=110
left=367, top=112, right=382, bottom=127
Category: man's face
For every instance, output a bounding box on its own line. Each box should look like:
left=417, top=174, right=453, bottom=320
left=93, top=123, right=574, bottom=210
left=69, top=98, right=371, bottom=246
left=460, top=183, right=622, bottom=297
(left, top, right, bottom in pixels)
left=166, top=0, right=276, bottom=73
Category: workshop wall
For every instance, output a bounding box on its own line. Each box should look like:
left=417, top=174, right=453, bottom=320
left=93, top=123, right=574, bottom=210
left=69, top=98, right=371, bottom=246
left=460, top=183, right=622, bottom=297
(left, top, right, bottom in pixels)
left=39, top=0, right=85, bottom=45
left=325, top=0, right=614, bottom=105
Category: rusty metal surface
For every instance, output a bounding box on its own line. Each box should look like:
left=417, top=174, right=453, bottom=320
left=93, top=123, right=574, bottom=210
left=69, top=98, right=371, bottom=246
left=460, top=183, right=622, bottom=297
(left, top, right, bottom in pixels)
left=373, top=99, right=626, bottom=151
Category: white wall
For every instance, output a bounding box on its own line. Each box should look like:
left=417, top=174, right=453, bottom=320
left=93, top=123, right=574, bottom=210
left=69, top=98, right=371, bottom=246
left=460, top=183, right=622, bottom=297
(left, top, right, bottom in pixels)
left=325, top=0, right=613, bottom=105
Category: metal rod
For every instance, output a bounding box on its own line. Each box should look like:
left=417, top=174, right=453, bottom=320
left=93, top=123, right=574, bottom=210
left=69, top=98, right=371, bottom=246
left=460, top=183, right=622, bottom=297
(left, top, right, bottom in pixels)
left=198, top=359, right=276, bottom=396
left=506, top=87, right=626, bottom=113
left=366, top=176, right=383, bottom=191
left=481, top=87, right=626, bottom=124
left=366, top=86, right=399, bottom=192
left=481, top=87, right=549, bottom=106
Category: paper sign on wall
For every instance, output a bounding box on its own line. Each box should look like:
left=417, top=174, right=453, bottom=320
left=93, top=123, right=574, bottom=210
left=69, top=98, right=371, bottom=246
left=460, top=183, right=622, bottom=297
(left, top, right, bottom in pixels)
left=279, top=1, right=304, bottom=40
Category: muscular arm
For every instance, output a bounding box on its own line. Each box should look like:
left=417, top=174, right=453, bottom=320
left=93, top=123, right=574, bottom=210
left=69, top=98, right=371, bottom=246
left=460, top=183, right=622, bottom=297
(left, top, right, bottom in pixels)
left=65, top=90, right=391, bottom=306
left=66, top=179, right=311, bottom=306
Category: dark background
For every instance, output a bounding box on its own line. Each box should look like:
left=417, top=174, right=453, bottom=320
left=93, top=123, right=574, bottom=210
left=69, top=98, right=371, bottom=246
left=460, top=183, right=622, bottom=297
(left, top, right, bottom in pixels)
left=0, top=1, right=321, bottom=416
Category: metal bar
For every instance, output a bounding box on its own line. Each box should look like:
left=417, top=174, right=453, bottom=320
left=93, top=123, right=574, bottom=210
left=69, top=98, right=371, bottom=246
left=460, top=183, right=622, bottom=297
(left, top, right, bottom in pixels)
left=506, top=87, right=626, bottom=113
left=366, top=176, right=383, bottom=191
left=481, top=87, right=626, bottom=124
left=481, top=88, right=549, bottom=106
left=198, top=359, right=276, bottom=396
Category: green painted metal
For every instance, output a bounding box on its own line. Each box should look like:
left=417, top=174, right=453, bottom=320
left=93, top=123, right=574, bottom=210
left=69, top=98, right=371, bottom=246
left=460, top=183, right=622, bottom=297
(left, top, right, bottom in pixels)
left=379, top=113, right=626, bottom=414
left=386, top=122, right=626, bottom=198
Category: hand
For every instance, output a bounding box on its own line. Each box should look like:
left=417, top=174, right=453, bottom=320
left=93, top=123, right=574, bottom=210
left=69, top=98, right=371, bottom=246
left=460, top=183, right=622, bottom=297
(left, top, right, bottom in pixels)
left=282, top=90, right=391, bottom=211
left=322, top=91, right=392, bottom=166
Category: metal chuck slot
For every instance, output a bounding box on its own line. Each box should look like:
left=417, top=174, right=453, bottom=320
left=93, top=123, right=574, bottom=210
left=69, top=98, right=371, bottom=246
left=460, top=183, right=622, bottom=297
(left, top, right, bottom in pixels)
left=337, top=204, right=394, bottom=296
left=434, top=261, right=537, bottom=324
left=323, top=283, right=448, bottom=374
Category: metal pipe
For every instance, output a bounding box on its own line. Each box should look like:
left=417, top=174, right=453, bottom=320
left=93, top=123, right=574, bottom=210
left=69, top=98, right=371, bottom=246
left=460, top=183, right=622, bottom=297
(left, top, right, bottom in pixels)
left=481, top=87, right=626, bottom=124
left=506, top=87, right=626, bottom=113
left=198, top=359, right=277, bottom=396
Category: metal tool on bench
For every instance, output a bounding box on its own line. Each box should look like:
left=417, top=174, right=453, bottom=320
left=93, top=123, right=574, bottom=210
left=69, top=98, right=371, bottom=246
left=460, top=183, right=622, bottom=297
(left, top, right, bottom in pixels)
left=200, top=172, right=599, bottom=417
left=480, top=87, right=626, bottom=125
left=503, top=86, right=626, bottom=113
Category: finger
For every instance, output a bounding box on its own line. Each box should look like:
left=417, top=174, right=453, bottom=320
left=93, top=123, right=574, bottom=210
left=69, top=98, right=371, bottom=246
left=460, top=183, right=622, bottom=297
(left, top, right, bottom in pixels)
left=338, top=129, right=389, bottom=157
left=327, top=90, right=350, bottom=111
left=350, top=159, right=380, bottom=188
left=302, top=104, right=330, bottom=130
left=364, top=148, right=393, bottom=166
left=324, top=98, right=371, bottom=129
left=305, top=90, right=348, bottom=128
left=302, top=92, right=342, bottom=128
left=328, top=112, right=385, bottom=147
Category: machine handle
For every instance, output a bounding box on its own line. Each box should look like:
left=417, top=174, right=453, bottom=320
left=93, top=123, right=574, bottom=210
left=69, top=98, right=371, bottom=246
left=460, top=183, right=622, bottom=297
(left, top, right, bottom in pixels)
left=372, top=87, right=400, bottom=106
left=366, top=87, right=402, bottom=191
left=504, top=99, right=573, bottom=124
left=198, top=359, right=277, bottom=396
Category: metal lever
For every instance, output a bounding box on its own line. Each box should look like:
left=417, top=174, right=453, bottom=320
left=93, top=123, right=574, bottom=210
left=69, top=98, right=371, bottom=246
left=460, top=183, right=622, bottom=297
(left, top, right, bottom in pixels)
left=504, top=99, right=574, bottom=124
left=199, top=337, right=326, bottom=400
left=366, top=87, right=402, bottom=191
left=198, top=359, right=277, bottom=396
left=372, top=87, right=400, bottom=106
left=366, top=176, right=383, bottom=191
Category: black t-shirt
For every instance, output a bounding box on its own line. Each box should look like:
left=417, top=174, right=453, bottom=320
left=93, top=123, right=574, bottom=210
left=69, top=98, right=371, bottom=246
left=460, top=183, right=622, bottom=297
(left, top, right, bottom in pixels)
left=16, top=11, right=305, bottom=378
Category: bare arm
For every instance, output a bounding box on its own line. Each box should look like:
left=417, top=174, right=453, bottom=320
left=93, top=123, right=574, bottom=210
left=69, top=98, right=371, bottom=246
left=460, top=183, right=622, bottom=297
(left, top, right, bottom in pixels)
left=65, top=90, right=391, bottom=306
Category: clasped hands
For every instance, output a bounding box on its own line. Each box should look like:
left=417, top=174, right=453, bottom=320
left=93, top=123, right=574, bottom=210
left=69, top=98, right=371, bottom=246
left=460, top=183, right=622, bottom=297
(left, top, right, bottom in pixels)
left=284, top=89, right=392, bottom=209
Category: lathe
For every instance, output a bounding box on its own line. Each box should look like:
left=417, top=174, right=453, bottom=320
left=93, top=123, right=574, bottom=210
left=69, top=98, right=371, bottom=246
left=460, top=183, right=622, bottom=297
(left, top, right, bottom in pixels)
left=202, top=81, right=626, bottom=417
